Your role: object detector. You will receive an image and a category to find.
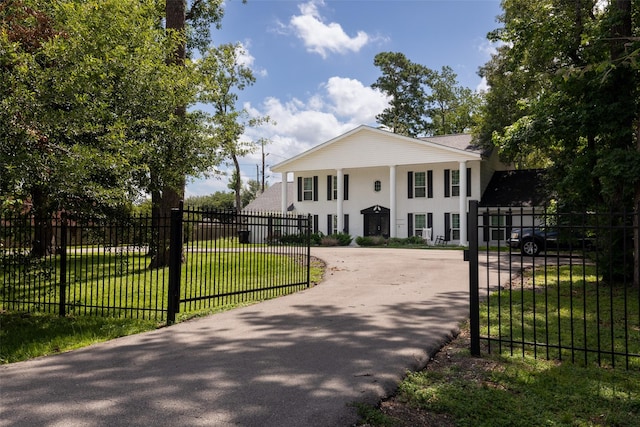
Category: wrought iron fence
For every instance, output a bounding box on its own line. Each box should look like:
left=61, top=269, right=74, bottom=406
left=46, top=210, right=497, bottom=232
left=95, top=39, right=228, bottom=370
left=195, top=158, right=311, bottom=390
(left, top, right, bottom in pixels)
left=1, top=208, right=311, bottom=325
left=468, top=201, right=640, bottom=369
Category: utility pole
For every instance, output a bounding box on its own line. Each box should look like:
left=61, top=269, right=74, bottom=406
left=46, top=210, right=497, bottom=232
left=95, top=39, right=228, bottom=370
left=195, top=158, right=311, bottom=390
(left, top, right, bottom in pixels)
left=261, top=139, right=268, bottom=194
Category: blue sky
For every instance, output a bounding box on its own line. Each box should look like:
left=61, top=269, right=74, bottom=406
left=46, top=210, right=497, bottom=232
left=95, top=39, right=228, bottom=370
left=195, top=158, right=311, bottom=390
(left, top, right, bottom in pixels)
left=186, top=0, right=503, bottom=197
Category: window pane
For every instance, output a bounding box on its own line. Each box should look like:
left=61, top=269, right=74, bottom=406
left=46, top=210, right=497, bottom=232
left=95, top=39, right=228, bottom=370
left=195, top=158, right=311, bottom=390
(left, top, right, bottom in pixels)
left=451, top=170, right=460, bottom=185
left=452, top=186, right=459, bottom=197
left=490, top=215, right=505, bottom=227
left=414, top=172, right=426, bottom=198
left=452, top=214, right=460, bottom=228
left=304, top=177, right=312, bottom=190
left=415, top=214, right=426, bottom=229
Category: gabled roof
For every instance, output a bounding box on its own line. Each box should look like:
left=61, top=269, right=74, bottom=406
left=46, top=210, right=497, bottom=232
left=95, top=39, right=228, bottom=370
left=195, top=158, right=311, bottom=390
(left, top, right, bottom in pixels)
left=480, top=169, right=551, bottom=207
left=271, top=125, right=481, bottom=173
left=243, top=182, right=295, bottom=212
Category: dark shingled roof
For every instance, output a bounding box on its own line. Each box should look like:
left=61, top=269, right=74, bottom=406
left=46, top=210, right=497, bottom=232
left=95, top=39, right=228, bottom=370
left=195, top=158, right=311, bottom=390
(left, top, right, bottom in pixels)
left=419, top=134, right=492, bottom=157
left=480, top=169, right=551, bottom=207
left=243, top=182, right=295, bottom=212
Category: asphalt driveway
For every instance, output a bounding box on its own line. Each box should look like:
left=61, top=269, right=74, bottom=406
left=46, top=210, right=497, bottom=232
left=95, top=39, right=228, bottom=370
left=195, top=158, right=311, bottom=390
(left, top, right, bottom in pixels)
left=0, top=247, right=470, bottom=427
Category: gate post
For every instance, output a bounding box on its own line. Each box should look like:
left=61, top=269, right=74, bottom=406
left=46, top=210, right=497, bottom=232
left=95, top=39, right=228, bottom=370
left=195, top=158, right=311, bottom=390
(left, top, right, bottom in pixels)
left=167, top=205, right=183, bottom=325
left=468, top=200, right=480, bottom=356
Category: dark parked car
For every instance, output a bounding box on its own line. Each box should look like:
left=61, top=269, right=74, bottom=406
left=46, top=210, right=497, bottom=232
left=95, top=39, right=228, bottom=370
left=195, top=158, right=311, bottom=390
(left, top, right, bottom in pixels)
left=508, top=227, right=593, bottom=256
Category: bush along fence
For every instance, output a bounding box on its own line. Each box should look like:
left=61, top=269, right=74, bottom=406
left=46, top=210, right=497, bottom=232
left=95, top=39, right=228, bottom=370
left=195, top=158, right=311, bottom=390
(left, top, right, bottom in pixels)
left=0, top=206, right=312, bottom=325
left=468, top=200, right=640, bottom=369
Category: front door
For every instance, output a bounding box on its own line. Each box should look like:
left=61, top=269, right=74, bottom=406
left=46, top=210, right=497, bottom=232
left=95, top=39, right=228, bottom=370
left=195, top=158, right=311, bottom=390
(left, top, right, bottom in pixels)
left=361, top=205, right=390, bottom=238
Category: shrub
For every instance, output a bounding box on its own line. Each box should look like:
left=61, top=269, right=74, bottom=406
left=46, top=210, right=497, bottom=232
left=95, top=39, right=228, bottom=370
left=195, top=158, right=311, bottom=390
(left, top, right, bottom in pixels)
left=356, top=236, right=386, bottom=246
left=329, top=232, right=352, bottom=246
left=320, top=236, right=340, bottom=246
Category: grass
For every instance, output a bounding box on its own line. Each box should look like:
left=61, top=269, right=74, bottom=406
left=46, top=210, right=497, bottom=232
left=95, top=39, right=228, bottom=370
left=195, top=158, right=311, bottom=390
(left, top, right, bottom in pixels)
left=2, top=243, right=314, bottom=318
left=484, top=265, right=640, bottom=368
left=381, top=327, right=640, bottom=427
left=0, top=312, right=160, bottom=364
left=358, top=264, right=640, bottom=427
left=1, top=242, right=324, bottom=363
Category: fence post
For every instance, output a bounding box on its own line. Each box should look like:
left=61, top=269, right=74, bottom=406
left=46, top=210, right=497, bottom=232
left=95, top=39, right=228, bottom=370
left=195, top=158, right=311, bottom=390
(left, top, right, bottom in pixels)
left=468, top=200, right=480, bottom=356
left=58, top=215, right=67, bottom=317
left=306, top=214, right=312, bottom=288
left=167, top=205, right=183, bottom=325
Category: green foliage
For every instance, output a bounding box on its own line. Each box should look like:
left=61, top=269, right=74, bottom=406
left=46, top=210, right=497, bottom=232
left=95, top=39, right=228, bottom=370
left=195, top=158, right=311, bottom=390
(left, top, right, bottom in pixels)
left=326, top=232, right=352, bottom=246
left=185, top=192, right=235, bottom=211
left=478, top=0, right=640, bottom=209
left=356, top=236, right=387, bottom=246
left=372, top=52, right=480, bottom=137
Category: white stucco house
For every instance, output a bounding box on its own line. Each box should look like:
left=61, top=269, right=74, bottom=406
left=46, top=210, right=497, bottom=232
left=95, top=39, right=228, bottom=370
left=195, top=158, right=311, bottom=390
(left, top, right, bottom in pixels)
left=269, top=125, right=520, bottom=246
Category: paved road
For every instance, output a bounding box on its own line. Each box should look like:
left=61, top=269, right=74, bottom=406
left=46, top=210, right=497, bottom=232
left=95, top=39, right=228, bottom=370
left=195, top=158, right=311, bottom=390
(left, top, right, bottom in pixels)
left=0, top=247, right=470, bottom=427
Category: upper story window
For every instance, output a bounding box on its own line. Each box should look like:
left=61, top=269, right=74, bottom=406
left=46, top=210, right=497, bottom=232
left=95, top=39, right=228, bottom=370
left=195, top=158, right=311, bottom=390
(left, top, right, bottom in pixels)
left=414, top=172, right=426, bottom=198
left=451, top=170, right=460, bottom=197
left=332, top=176, right=338, bottom=200
left=303, top=177, right=314, bottom=200
left=374, top=180, right=381, bottom=192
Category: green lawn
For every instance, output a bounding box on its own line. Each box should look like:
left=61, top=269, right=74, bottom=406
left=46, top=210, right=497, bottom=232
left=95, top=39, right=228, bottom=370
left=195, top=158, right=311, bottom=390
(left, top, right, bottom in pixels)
left=483, top=265, right=640, bottom=369
left=1, top=244, right=322, bottom=363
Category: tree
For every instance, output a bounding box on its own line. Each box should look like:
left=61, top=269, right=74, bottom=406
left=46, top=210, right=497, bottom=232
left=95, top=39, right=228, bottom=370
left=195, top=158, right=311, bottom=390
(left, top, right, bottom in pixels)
left=428, top=66, right=483, bottom=135
left=371, top=52, right=433, bottom=137
left=477, top=0, right=639, bottom=284
left=371, top=52, right=481, bottom=137
left=185, top=192, right=235, bottom=211
left=1, top=0, right=189, bottom=255
left=198, top=43, right=269, bottom=214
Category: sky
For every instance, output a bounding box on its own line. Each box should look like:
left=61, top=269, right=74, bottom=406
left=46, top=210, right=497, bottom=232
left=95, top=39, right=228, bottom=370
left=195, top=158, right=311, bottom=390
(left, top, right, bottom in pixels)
left=185, top=0, right=503, bottom=197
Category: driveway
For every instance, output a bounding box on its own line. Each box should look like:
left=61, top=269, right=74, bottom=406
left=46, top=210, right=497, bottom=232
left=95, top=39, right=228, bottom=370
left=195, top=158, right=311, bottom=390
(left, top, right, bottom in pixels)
left=0, top=247, right=470, bottom=427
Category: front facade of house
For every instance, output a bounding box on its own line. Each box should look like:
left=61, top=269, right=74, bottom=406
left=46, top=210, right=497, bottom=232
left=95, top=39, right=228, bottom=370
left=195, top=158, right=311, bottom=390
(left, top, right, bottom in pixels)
left=271, top=125, right=514, bottom=245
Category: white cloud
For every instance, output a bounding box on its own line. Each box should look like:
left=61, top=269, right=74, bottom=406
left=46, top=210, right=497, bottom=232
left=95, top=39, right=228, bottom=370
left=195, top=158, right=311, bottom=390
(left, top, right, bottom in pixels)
left=324, top=77, right=389, bottom=122
left=476, top=77, right=489, bottom=93
left=237, top=41, right=268, bottom=78
left=289, top=0, right=370, bottom=58
left=187, top=75, right=388, bottom=196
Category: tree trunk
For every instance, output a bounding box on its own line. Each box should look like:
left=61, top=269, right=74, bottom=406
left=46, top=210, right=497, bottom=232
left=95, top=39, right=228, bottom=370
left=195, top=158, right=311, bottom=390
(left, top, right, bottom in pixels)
left=149, top=0, right=187, bottom=269
left=232, top=153, right=242, bottom=213
left=30, top=186, right=55, bottom=257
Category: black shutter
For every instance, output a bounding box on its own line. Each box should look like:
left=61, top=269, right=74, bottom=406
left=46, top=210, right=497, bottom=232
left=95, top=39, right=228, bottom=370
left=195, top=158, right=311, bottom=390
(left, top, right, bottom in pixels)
left=427, top=170, right=433, bottom=198
left=343, top=174, right=349, bottom=200
left=466, top=167, right=472, bottom=197
left=327, top=214, right=332, bottom=234
left=408, top=213, right=413, bottom=237
left=313, top=215, right=319, bottom=233
left=408, top=171, right=413, bottom=198
left=427, top=213, right=433, bottom=240
left=297, top=177, right=302, bottom=202
left=444, top=213, right=451, bottom=241
left=343, top=214, right=349, bottom=233
left=444, top=169, right=450, bottom=198
left=327, top=175, right=332, bottom=200
left=313, top=176, right=318, bottom=201
left=483, top=211, right=490, bottom=242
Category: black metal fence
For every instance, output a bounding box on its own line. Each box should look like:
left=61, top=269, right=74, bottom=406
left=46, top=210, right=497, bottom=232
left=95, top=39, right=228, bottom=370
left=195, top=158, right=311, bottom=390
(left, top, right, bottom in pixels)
left=1, top=207, right=311, bottom=325
left=468, top=200, right=640, bottom=369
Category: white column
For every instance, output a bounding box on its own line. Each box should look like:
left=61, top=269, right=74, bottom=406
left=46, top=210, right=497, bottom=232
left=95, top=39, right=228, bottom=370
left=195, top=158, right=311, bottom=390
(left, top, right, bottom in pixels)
left=281, top=173, right=288, bottom=214
left=336, top=169, right=344, bottom=232
left=389, top=165, right=397, bottom=238
left=459, top=161, right=468, bottom=246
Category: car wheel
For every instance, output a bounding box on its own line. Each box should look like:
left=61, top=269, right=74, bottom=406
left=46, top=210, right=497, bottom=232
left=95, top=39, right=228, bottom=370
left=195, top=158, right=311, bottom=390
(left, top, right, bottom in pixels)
left=521, top=239, right=540, bottom=256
